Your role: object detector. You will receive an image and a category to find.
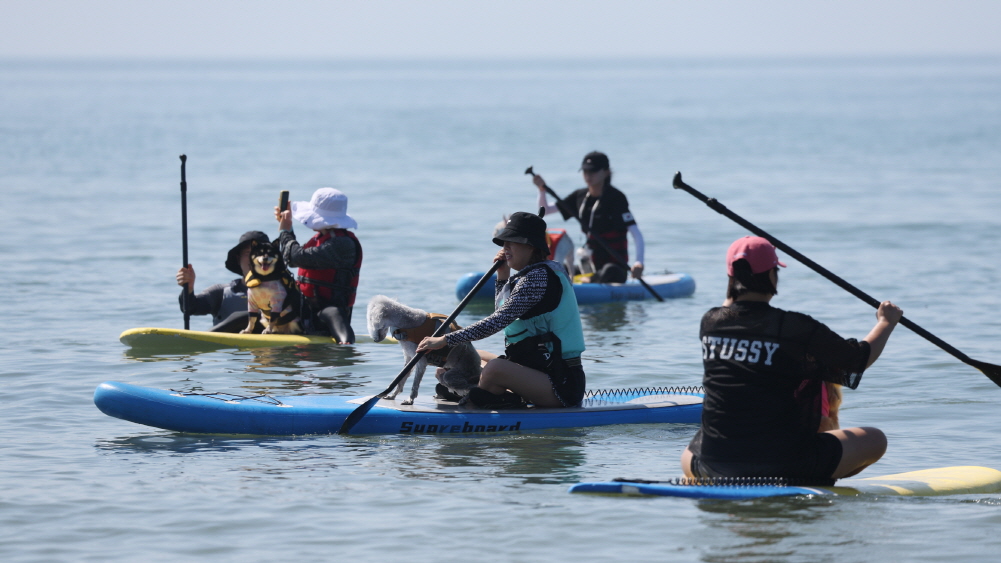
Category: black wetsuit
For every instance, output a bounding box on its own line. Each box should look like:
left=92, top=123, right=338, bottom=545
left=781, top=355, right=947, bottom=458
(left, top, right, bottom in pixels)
left=178, top=278, right=260, bottom=333
left=556, top=185, right=636, bottom=283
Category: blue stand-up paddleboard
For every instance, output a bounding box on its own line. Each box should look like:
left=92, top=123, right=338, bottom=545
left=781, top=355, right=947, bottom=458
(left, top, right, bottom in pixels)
left=569, top=466, right=1001, bottom=499
left=95, top=382, right=703, bottom=436
left=455, top=272, right=695, bottom=304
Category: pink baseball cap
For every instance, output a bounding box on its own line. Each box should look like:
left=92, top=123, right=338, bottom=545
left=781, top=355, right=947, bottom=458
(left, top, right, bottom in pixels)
left=726, top=236, right=787, bottom=275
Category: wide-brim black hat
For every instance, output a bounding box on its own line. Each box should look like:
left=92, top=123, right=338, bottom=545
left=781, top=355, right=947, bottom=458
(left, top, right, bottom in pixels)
left=492, top=212, right=548, bottom=252
left=225, top=231, right=270, bottom=274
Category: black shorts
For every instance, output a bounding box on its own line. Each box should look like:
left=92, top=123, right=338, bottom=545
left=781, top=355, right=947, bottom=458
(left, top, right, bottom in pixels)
left=550, top=361, right=586, bottom=407
left=498, top=354, right=586, bottom=408
left=690, top=432, right=843, bottom=486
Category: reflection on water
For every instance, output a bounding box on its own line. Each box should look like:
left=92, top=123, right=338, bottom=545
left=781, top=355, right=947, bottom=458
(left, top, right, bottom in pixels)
left=579, top=302, right=630, bottom=333
left=123, top=347, right=222, bottom=362
left=124, top=344, right=374, bottom=393
left=94, top=433, right=373, bottom=457
left=388, top=429, right=589, bottom=485
left=239, top=345, right=370, bottom=393
left=694, top=496, right=843, bottom=563
left=95, top=430, right=589, bottom=486
left=244, top=344, right=365, bottom=373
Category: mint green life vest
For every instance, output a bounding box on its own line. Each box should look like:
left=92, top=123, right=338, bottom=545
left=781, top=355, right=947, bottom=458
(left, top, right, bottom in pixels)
left=499, top=261, right=585, bottom=359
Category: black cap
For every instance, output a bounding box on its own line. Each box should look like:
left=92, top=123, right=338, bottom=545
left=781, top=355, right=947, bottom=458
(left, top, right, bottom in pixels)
left=580, top=151, right=609, bottom=172
left=225, top=231, right=270, bottom=274
left=492, top=212, right=549, bottom=252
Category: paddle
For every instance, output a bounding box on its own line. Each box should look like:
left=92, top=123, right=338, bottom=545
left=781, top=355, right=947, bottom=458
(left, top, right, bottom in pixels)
left=337, top=259, right=507, bottom=434
left=524, top=166, right=664, bottom=302
left=179, top=154, right=190, bottom=330
left=672, top=172, right=1001, bottom=387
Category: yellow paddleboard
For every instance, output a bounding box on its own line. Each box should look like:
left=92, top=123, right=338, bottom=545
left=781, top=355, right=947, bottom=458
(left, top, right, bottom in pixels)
left=831, top=466, right=1001, bottom=496
left=120, top=327, right=396, bottom=349
left=570, top=466, right=1001, bottom=499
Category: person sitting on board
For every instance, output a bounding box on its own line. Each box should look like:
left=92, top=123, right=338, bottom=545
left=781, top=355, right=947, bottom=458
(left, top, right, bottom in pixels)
left=680, top=236, right=903, bottom=484
left=175, top=231, right=270, bottom=333
left=274, top=187, right=362, bottom=344
left=532, top=151, right=645, bottom=283
left=417, top=212, right=587, bottom=409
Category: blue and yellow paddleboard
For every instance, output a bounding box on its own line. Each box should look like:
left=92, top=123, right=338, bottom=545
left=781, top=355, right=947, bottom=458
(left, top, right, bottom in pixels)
left=569, top=466, right=1001, bottom=499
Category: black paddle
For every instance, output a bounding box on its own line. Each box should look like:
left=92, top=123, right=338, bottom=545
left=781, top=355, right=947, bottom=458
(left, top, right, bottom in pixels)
left=672, top=171, right=1001, bottom=387
left=525, top=166, right=664, bottom=302
left=337, top=259, right=507, bottom=435
left=179, top=154, right=190, bottom=330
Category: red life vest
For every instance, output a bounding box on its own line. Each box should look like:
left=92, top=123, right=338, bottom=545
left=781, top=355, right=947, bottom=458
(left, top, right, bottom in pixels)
left=297, top=229, right=363, bottom=307
left=545, top=228, right=567, bottom=261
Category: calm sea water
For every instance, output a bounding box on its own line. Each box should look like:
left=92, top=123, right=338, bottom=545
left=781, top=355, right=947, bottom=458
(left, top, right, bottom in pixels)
left=3, top=57, right=1001, bottom=562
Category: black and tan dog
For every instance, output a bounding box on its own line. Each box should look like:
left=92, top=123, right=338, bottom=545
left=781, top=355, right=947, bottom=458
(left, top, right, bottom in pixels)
left=240, top=240, right=302, bottom=335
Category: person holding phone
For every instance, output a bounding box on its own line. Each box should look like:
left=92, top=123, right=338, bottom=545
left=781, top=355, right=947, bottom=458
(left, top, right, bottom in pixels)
left=274, top=188, right=363, bottom=344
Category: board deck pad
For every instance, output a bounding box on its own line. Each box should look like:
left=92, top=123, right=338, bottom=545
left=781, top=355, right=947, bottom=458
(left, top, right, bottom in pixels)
left=120, top=327, right=395, bottom=349
left=568, top=466, right=1001, bottom=499
left=94, top=381, right=703, bottom=436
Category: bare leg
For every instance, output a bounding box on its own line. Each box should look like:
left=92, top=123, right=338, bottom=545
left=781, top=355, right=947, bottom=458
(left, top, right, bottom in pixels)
left=827, top=426, right=887, bottom=479
left=477, top=349, right=498, bottom=367
left=477, top=358, right=562, bottom=407
left=680, top=447, right=695, bottom=478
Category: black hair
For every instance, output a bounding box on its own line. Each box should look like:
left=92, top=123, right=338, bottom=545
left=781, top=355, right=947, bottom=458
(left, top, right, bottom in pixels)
left=726, top=259, right=778, bottom=300
left=529, top=246, right=550, bottom=264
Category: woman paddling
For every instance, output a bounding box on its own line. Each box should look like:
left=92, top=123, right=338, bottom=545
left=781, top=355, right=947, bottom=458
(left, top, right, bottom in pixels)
left=417, top=212, right=587, bottom=409
left=681, top=236, right=903, bottom=484
left=274, top=188, right=362, bottom=344
left=532, top=151, right=645, bottom=283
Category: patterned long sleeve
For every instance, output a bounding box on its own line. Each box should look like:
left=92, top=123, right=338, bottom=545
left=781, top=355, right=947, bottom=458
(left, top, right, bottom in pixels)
left=445, top=267, right=549, bottom=345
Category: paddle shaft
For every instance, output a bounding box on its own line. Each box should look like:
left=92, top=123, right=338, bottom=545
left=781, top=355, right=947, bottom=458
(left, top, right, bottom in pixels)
left=672, top=172, right=1001, bottom=386
left=179, top=155, right=190, bottom=330
left=337, top=259, right=506, bottom=434
left=535, top=178, right=663, bottom=302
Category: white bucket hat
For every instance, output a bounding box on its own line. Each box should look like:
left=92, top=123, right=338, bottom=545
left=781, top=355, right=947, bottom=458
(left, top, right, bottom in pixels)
left=291, top=188, right=358, bottom=230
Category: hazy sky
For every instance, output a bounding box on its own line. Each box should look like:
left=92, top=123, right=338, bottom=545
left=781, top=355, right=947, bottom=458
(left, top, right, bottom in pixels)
left=2, top=0, right=1000, bottom=59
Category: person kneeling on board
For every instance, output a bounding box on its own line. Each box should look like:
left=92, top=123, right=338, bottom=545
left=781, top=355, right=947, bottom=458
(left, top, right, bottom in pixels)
left=274, top=188, right=363, bottom=344
left=417, top=212, right=586, bottom=409
left=176, top=231, right=270, bottom=333
left=681, top=236, right=903, bottom=484
left=532, top=151, right=645, bottom=283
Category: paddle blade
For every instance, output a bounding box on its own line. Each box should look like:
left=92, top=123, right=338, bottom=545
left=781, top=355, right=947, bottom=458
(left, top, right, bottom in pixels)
left=971, top=360, right=1001, bottom=388
left=337, top=395, right=380, bottom=435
